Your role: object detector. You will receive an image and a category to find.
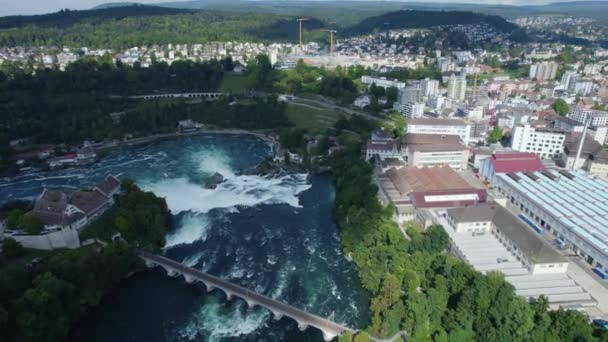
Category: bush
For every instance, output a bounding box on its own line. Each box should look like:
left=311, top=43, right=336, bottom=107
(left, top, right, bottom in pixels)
left=1, top=238, right=24, bottom=259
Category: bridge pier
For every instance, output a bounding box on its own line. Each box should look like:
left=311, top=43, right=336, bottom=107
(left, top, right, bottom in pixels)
left=138, top=253, right=356, bottom=342
left=321, top=330, right=338, bottom=342
left=184, top=274, right=195, bottom=284
left=271, top=311, right=283, bottom=321
left=297, top=322, right=309, bottom=332
left=245, top=299, right=258, bottom=310
left=203, top=282, right=215, bottom=292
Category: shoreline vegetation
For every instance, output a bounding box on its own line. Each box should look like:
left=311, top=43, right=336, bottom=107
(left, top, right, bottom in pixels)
left=0, top=179, right=172, bottom=342
left=330, top=143, right=605, bottom=341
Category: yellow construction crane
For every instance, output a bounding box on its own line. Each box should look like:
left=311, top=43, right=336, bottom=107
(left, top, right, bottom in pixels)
left=320, top=29, right=337, bottom=55
left=296, top=18, right=309, bottom=50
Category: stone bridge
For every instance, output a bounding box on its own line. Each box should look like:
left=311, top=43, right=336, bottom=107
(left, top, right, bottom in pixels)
left=128, top=92, right=225, bottom=100
left=139, top=252, right=358, bottom=341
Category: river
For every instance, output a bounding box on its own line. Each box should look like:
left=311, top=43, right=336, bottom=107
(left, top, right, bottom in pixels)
left=0, top=134, right=369, bottom=342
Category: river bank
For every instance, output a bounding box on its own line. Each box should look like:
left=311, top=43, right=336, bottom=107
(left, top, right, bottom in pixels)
left=1, top=133, right=370, bottom=342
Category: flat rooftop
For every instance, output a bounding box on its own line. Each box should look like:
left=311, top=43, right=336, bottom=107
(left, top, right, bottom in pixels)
left=497, top=170, right=608, bottom=255
left=408, top=118, right=468, bottom=126
left=448, top=204, right=565, bottom=264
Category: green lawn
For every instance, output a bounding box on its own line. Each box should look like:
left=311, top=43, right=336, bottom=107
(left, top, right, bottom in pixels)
left=220, top=73, right=249, bottom=94
left=285, top=103, right=346, bottom=133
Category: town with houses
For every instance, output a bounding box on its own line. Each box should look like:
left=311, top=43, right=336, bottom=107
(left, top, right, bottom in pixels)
left=6, top=12, right=608, bottom=327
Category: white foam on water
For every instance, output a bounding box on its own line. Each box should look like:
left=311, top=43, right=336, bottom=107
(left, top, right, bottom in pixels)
left=190, top=146, right=236, bottom=179
left=182, top=251, right=206, bottom=268
left=180, top=300, right=269, bottom=342
left=141, top=173, right=310, bottom=215
left=164, top=213, right=212, bottom=248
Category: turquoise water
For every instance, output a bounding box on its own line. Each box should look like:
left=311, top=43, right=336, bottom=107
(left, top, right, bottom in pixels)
left=0, top=135, right=369, bottom=341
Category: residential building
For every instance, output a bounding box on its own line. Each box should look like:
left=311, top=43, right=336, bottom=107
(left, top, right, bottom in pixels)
left=407, top=118, right=472, bottom=145
left=447, top=73, right=467, bottom=102
left=574, top=80, right=594, bottom=96
left=561, top=72, right=581, bottom=93
left=393, top=102, right=424, bottom=118
left=353, top=95, right=372, bottom=108
left=511, top=124, right=566, bottom=159
left=398, top=86, right=422, bottom=104
left=568, top=107, right=608, bottom=127
left=529, top=61, right=559, bottom=81
left=421, top=78, right=440, bottom=97
left=480, top=152, right=545, bottom=184
left=361, top=76, right=406, bottom=89
left=554, top=116, right=585, bottom=133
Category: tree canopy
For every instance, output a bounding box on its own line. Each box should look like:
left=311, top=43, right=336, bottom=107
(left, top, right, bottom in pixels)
left=331, top=138, right=600, bottom=341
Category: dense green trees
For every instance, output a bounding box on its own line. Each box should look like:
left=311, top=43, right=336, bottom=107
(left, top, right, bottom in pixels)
left=247, top=54, right=277, bottom=91
left=81, top=179, right=171, bottom=251
left=0, top=243, right=140, bottom=342
left=1, top=238, right=25, bottom=260
left=554, top=98, right=570, bottom=116
left=0, top=57, right=294, bottom=148
left=0, top=58, right=225, bottom=143
left=0, top=7, right=305, bottom=48
left=330, top=141, right=600, bottom=341
left=487, top=125, right=504, bottom=144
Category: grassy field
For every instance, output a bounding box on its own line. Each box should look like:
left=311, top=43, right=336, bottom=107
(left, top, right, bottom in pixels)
left=220, top=73, right=249, bottom=94
left=285, top=102, right=346, bottom=132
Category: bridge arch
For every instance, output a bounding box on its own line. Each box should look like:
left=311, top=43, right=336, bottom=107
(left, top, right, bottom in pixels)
left=138, top=252, right=356, bottom=342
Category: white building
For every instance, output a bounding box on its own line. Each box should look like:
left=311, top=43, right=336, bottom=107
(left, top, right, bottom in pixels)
left=574, top=80, right=594, bottom=96
left=529, top=61, right=559, bottom=81
left=393, top=102, right=424, bottom=119
left=426, top=95, right=445, bottom=111
left=421, top=78, right=440, bottom=97
left=568, top=107, right=608, bottom=128
left=447, top=73, right=467, bottom=102
left=462, top=106, right=484, bottom=120
left=407, top=118, right=472, bottom=145
left=401, top=134, right=469, bottom=170
left=353, top=95, right=372, bottom=108
left=399, top=86, right=422, bottom=104
left=561, top=72, right=581, bottom=93
left=511, top=124, right=566, bottom=159
left=361, top=76, right=406, bottom=90
left=445, top=204, right=567, bottom=275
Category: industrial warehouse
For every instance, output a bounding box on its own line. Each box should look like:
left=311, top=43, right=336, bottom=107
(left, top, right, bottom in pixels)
left=494, top=170, right=608, bottom=271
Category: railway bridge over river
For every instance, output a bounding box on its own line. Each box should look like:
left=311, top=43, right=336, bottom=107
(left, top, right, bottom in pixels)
left=139, top=252, right=358, bottom=341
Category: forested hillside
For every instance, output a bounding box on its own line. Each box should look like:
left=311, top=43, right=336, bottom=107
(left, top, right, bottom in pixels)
left=346, top=9, right=518, bottom=36
left=0, top=5, right=520, bottom=48
left=0, top=6, right=324, bottom=48
left=0, top=5, right=192, bottom=29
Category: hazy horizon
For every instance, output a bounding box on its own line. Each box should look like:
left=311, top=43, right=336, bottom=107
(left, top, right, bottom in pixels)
left=0, top=0, right=604, bottom=17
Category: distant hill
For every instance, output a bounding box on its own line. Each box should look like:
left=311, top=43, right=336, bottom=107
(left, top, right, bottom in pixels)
left=0, top=5, right=193, bottom=29
left=0, top=5, right=329, bottom=48
left=92, top=2, right=142, bottom=9
left=524, top=1, right=608, bottom=22
left=346, top=9, right=518, bottom=36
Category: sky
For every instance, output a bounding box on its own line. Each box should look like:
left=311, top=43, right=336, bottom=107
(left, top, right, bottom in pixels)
left=0, top=0, right=599, bottom=17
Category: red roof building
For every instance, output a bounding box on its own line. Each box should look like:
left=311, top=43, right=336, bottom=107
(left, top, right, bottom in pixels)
left=480, top=152, right=545, bottom=184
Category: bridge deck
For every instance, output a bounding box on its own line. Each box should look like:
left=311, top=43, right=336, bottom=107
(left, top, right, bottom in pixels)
left=140, top=252, right=356, bottom=337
